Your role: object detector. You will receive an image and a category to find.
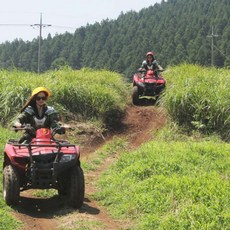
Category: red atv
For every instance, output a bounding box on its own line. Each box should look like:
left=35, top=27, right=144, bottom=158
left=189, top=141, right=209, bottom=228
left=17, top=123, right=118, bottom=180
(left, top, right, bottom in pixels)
left=3, top=125, right=85, bottom=209
left=132, top=69, right=166, bottom=105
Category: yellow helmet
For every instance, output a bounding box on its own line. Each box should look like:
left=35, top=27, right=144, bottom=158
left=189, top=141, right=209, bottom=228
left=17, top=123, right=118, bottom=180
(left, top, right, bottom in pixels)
left=20, top=87, right=51, bottom=112
left=31, top=87, right=51, bottom=97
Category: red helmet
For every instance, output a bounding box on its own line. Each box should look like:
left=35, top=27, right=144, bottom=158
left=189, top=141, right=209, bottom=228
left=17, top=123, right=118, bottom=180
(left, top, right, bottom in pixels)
left=146, top=52, right=155, bottom=57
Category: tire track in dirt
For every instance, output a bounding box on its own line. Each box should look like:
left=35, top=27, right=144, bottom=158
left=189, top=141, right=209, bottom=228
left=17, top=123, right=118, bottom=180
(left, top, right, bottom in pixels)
left=12, top=105, right=167, bottom=230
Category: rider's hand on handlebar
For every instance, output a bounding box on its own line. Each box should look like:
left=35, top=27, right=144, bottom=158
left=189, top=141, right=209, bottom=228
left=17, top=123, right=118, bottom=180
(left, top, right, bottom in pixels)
left=13, top=122, right=22, bottom=132
left=13, top=123, right=33, bottom=132
left=157, top=67, right=164, bottom=72
left=13, top=122, right=22, bottom=128
left=55, top=127, right=66, bottom=135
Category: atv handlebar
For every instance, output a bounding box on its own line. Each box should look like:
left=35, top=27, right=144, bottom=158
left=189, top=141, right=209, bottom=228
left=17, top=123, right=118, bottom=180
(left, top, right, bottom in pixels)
left=157, top=69, right=164, bottom=72
left=52, top=125, right=74, bottom=135
left=13, top=124, right=33, bottom=132
left=137, top=68, right=146, bottom=73
left=13, top=124, right=73, bottom=135
left=137, top=68, right=164, bottom=74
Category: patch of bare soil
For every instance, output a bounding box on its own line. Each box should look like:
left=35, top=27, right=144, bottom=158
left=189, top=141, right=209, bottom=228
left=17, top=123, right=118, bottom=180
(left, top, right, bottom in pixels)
left=116, top=105, right=167, bottom=148
left=12, top=105, right=167, bottom=230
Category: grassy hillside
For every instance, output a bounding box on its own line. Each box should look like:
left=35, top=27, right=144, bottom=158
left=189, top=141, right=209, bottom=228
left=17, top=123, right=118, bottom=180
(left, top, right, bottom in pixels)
left=93, top=64, right=230, bottom=229
left=0, top=65, right=229, bottom=229
left=0, top=127, right=21, bottom=229
left=0, top=67, right=129, bottom=228
left=162, top=64, right=230, bottom=141
left=0, top=67, right=129, bottom=128
left=95, top=128, right=230, bottom=229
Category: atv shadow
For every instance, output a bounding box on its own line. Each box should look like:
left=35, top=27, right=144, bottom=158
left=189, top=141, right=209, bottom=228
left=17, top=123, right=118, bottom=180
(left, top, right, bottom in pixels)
left=13, top=193, right=100, bottom=218
left=79, top=197, right=100, bottom=215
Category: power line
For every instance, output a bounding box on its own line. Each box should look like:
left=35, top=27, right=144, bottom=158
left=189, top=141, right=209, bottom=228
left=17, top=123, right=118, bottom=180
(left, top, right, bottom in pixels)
left=213, top=44, right=229, bottom=60
left=0, top=24, right=31, bottom=26
left=52, top=25, right=76, bottom=30
left=0, top=23, right=75, bottom=30
left=0, top=15, right=76, bottom=73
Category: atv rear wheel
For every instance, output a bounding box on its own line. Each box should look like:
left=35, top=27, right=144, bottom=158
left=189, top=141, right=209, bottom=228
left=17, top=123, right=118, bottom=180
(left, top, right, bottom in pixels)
left=3, top=165, right=20, bottom=206
left=68, top=165, right=85, bottom=209
left=132, top=86, right=139, bottom=105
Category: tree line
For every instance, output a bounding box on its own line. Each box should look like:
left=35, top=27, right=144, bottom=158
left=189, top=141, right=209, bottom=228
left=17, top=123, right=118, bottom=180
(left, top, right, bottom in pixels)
left=0, top=0, right=229, bottom=79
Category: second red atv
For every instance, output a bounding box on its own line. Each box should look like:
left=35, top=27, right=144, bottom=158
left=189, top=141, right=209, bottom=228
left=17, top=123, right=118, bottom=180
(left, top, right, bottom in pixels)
left=132, top=69, right=166, bottom=105
left=3, top=125, right=85, bottom=209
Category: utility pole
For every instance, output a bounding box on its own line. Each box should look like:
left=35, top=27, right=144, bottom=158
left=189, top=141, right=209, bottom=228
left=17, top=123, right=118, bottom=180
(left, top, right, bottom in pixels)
left=31, top=13, right=51, bottom=74
left=207, top=26, right=219, bottom=66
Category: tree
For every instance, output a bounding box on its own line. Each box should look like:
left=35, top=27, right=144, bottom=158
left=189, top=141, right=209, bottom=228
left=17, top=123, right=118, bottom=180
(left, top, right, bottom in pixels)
left=0, top=0, right=229, bottom=76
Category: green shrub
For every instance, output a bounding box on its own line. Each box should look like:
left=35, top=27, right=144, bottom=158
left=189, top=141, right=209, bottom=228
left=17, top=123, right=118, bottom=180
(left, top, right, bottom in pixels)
left=162, top=64, right=230, bottom=141
left=0, top=68, right=129, bottom=128
left=0, top=126, right=21, bottom=229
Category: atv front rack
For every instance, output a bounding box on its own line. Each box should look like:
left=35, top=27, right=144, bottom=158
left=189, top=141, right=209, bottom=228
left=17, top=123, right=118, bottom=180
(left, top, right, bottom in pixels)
left=8, top=139, right=79, bottom=189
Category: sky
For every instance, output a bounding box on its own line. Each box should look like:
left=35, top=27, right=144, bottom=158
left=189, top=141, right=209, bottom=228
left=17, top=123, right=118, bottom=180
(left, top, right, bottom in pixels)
left=0, top=0, right=161, bottom=44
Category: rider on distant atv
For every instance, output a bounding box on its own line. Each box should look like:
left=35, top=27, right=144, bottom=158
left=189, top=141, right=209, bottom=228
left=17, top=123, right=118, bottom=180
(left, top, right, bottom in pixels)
left=14, top=87, right=65, bottom=143
left=139, top=52, right=164, bottom=78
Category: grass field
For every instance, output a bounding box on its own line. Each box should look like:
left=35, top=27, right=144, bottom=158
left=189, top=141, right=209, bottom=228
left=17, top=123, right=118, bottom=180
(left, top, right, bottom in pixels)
left=162, top=64, right=230, bottom=141
left=95, top=127, right=230, bottom=229
left=0, top=67, right=129, bottom=128
left=0, top=67, right=129, bottom=228
left=0, top=127, right=21, bottom=229
left=0, top=65, right=229, bottom=229
left=93, top=64, right=230, bottom=229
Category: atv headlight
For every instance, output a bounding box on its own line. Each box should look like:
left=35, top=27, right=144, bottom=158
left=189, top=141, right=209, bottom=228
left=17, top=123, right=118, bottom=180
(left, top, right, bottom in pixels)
left=137, top=82, right=145, bottom=88
left=60, top=154, right=76, bottom=163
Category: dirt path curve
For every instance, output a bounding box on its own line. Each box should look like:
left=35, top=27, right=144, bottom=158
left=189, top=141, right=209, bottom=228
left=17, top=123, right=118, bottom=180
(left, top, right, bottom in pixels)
left=12, top=105, right=167, bottom=230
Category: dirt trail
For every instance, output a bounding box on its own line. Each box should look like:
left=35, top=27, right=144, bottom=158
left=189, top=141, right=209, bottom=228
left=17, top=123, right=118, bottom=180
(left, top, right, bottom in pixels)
left=12, top=105, right=167, bottom=230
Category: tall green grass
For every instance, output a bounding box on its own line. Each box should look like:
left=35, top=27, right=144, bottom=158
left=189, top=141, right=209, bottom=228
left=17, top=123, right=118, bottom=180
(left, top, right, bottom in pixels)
left=0, top=126, right=21, bottom=229
left=0, top=66, right=128, bottom=227
left=162, top=64, right=230, bottom=141
left=0, top=67, right=128, bottom=228
left=0, top=67, right=128, bottom=128
left=95, top=137, right=230, bottom=229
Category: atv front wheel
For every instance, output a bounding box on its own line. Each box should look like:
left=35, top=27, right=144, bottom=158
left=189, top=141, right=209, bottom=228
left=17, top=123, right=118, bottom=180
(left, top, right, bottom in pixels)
left=57, top=173, right=68, bottom=196
left=68, top=165, right=85, bottom=209
left=132, top=86, right=139, bottom=105
left=3, top=165, right=20, bottom=206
